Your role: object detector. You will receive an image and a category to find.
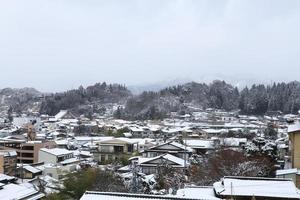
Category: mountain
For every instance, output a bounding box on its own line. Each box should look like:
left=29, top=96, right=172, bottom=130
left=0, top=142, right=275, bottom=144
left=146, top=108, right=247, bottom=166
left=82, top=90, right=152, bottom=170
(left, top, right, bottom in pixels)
left=39, top=82, right=132, bottom=116
left=116, top=80, right=300, bottom=120
left=2, top=80, right=300, bottom=120
left=116, top=80, right=239, bottom=120
left=0, top=87, right=42, bottom=115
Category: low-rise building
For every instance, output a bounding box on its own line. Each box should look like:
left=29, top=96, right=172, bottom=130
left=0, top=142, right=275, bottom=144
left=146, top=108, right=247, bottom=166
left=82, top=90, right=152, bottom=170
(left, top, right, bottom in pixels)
left=135, top=153, right=189, bottom=174
left=0, top=139, right=56, bottom=164
left=0, top=150, right=17, bottom=176
left=93, top=138, right=138, bottom=163
left=142, top=141, right=192, bottom=160
left=39, top=148, right=80, bottom=179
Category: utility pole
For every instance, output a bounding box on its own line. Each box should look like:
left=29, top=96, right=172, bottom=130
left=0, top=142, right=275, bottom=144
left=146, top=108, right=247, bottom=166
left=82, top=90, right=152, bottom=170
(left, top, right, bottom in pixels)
left=184, top=131, right=188, bottom=174
left=131, top=161, right=139, bottom=193
left=20, top=144, right=23, bottom=183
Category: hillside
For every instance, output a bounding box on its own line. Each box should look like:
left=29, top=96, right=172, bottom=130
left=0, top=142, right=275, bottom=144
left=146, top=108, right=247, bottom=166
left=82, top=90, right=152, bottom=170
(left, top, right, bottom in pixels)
left=0, top=87, right=42, bottom=115
left=39, top=82, right=132, bottom=116
left=115, top=80, right=300, bottom=120
left=2, top=80, right=300, bottom=120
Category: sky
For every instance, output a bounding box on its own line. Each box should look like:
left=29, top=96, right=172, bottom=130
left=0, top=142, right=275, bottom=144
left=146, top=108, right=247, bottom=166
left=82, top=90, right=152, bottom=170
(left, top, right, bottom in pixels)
left=0, top=0, right=300, bottom=92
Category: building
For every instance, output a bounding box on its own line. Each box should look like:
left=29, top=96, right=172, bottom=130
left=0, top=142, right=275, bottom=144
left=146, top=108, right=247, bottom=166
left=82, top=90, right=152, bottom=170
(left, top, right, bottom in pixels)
left=184, top=139, right=216, bottom=154
left=50, top=110, right=76, bottom=122
left=213, top=176, right=300, bottom=200
left=287, top=121, right=300, bottom=187
left=0, top=139, right=56, bottom=164
left=80, top=191, right=217, bottom=200
left=39, top=148, right=80, bottom=179
left=142, top=141, right=192, bottom=160
left=0, top=150, right=17, bottom=176
left=93, top=138, right=138, bottom=163
left=134, top=153, right=189, bottom=174
left=0, top=179, right=44, bottom=199
left=17, top=165, right=42, bottom=179
left=39, top=148, right=75, bottom=165
left=288, top=121, right=300, bottom=169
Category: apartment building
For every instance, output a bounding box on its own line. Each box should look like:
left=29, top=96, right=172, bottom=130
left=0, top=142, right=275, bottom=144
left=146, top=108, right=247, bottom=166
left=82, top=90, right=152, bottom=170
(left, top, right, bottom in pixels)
left=0, top=150, right=17, bottom=176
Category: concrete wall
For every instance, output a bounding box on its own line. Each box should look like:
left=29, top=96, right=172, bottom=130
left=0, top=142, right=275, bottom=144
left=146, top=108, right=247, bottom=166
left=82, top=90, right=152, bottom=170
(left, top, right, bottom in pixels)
left=38, top=150, right=57, bottom=164
left=290, top=131, right=300, bottom=168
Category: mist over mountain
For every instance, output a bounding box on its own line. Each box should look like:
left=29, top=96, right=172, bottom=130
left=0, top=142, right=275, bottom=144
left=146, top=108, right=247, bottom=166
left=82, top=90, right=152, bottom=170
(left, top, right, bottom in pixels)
left=2, top=80, right=300, bottom=120
left=116, top=80, right=300, bottom=120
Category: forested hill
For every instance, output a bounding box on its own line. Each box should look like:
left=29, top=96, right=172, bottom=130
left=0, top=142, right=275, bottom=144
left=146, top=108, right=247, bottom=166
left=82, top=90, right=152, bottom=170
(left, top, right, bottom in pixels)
left=39, top=82, right=132, bottom=116
left=3, top=80, right=300, bottom=119
left=0, top=87, right=42, bottom=115
left=115, top=80, right=300, bottom=120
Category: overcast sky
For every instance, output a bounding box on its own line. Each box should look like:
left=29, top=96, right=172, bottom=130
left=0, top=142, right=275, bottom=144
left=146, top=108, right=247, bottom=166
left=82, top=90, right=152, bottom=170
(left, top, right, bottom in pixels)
left=0, top=0, right=300, bottom=92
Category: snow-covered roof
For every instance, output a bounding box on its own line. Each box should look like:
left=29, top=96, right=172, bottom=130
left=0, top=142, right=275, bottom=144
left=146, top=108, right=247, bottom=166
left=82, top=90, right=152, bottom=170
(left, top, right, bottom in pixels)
left=176, top=187, right=220, bottom=200
left=214, top=177, right=300, bottom=199
left=23, top=165, right=42, bottom=174
left=139, top=153, right=188, bottom=167
left=99, top=137, right=139, bottom=145
left=40, top=148, right=73, bottom=156
left=0, top=174, right=15, bottom=182
left=71, top=150, right=92, bottom=157
left=60, top=157, right=80, bottom=165
left=0, top=183, right=44, bottom=200
left=123, top=132, right=132, bottom=138
left=185, top=140, right=215, bottom=149
left=129, top=126, right=144, bottom=132
left=0, top=150, right=17, bottom=157
left=222, top=138, right=247, bottom=147
left=54, top=110, right=68, bottom=120
left=202, top=129, right=228, bottom=134
left=276, top=168, right=298, bottom=176
left=148, top=141, right=193, bottom=153
left=288, top=121, right=300, bottom=133
left=80, top=191, right=206, bottom=200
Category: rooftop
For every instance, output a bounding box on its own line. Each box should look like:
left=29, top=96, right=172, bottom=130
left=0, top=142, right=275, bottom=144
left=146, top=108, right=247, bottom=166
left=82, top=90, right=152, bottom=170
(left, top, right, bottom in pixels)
left=80, top=191, right=216, bottom=200
left=214, top=176, right=300, bottom=199
left=40, top=148, right=73, bottom=156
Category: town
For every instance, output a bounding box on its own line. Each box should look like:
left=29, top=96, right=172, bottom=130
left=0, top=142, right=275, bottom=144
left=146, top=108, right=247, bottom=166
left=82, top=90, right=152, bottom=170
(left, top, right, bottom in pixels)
left=0, top=104, right=299, bottom=200
left=1, top=0, right=299, bottom=199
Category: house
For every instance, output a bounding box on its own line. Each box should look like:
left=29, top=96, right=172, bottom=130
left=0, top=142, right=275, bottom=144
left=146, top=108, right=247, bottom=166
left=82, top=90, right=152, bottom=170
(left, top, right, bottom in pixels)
left=17, top=165, right=42, bottom=179
left=221, top=137, right=247, bottom=150
left=129, top=126, right=153, bottom=138
left=0, top=174, right=17, bottom=184
left=39, top=148, right=75, bottom=165
left=184, top=139, right=216, bottom=154
left=38, top=148, right=80, bottom=179
left=142, top=141, right=192, bottom=160
left=0, top=181, right=44, bottom=199
left=135, top=153, right=189, bottom=174
left=0, top=150, right=17, bottom=176
left=213, top=176, right=300, bottom=200
left=0, top=173, right=44, bottom=199
left=93, top=138, right=138, bottom=163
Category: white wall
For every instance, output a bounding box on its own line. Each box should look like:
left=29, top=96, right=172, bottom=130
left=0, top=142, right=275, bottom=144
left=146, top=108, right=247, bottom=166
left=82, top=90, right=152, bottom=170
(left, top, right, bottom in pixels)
left=38, top=150, right=57, bottom=164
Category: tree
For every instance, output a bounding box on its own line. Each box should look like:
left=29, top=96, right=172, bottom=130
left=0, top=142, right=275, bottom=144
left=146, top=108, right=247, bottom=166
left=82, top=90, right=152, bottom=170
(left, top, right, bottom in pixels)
left=189, top=149, right=276, bottom=185
left=155, top=159, right=185, bottom=194
left=44, top=169, right=127, bottom=200
left=7, top=106, right=13, bottom=123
